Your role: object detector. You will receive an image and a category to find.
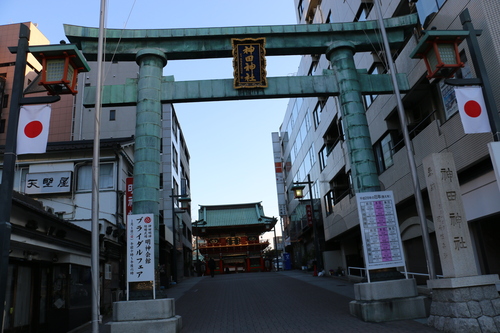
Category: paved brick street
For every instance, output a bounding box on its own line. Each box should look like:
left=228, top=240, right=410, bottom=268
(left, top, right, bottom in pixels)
left=174, top=270, right=440, bottom=333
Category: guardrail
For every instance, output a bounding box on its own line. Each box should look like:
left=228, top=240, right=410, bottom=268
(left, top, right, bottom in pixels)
left=347, top=266, right=443, bottom=280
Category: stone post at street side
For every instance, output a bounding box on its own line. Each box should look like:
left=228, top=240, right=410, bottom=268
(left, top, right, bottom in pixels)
left=423, top=152, right=500, bottom=332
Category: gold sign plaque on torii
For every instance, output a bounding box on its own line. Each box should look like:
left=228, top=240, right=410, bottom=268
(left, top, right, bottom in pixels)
left=232, top=38, right=267, bottom=89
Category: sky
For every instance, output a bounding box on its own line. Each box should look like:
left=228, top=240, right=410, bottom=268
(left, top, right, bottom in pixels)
left=1, top=0, right=302, bottom=238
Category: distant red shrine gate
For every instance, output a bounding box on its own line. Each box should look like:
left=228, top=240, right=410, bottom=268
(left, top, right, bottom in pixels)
left=194, top=202, right=277, bottom=274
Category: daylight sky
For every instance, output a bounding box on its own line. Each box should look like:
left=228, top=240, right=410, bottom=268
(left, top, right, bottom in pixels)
left=1, top=0, right=302, bottom=237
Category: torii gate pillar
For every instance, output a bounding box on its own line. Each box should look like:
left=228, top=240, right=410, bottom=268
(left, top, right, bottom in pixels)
left=133, top=48, right=167, bottom=288
left=326, top=42, right=381, bottom=193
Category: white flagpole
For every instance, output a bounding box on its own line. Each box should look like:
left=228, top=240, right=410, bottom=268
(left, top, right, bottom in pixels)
left=373, top=0, right=436, bottom=280
left=92, top=0, right=106, bottom=331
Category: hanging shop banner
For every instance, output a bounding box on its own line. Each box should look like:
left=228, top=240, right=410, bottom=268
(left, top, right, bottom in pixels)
left=127, top=213, right=155, bottom=282
left=232, top=38, right=267, bottom=89
left=356, top=191, right=405, bottom=270
left=125, top=177, right=133, bottom=217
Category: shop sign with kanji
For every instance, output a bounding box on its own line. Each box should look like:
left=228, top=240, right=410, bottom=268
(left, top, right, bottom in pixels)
left=25, top=171, right=72, bottom=194
left=232, top=38, right=267, bottom=89
left=127, top=213, right=155, bottom=282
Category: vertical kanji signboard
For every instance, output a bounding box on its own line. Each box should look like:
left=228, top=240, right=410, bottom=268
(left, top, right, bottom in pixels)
left=127, top=213, right=155, bottom=283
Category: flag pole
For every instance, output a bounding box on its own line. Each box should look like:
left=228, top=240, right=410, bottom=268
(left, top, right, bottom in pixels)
left=373, top=0, right=436, bottom=280
left=0, top=24, right=60, bottom=331
left=92, top=0, right=107, bottom=331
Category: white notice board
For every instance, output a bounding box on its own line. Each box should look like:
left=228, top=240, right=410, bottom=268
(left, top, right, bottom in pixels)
left=356, top=191, right=405, bottom=270
left=127, top=214, right=155, bottom=283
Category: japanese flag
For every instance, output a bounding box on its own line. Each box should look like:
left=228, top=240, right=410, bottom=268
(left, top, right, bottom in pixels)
left=454, top=86, right=491, bottom=134
left=16, top=104, right=51, bottom=155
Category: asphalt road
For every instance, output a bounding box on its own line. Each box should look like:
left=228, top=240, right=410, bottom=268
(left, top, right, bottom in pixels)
left=174, top=270, right=439, bottom=333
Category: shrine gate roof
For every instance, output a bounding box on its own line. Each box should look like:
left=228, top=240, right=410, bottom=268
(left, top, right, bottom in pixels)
left=199, top=202, right=276, bottom=229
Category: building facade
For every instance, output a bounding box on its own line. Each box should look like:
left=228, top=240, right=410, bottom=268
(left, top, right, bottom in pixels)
left=0, top=21, right=193, bottom=330
left=273, top=0, right=500, bottom=280
left=73, top=60, right=194, bottom=284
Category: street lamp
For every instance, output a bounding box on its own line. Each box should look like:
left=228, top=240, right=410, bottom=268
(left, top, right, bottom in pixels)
left=0, top=24, right=89, bottom=330
left=290, top=174, right=322, bottom=276
left=410, top=30, right=468, bottom=79
left=29, top=43, right=90, bottom=95
left=192, top=219, right=207, bottom=276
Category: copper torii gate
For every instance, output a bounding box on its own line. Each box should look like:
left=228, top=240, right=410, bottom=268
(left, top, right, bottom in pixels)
left=65, top=13, right=417, bottom=294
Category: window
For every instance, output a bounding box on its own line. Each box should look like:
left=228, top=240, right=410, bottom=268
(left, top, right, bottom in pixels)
left=307, top=55, right=320, bottom=76
left=354, top=2, right=374, bottom=22
left=0, top=119, right=5, bottom=133
left=319, top=145, right=327, bottom=171
left=364, top=65, right=379, bottom=108
left=328, top=169, right=352, bottom=206
left=172, top=146, right=178, bottom=172
left=77, top=163, right=114, bottom=191
left=2, top=94, right=8, bottom=108
left=374, top=132, right=395, bottom=174
left=312, top=98, right=326, bottom=129
left=109, top=109, right=116, bottom=121
left=416, top=0, right=446, bottom=28
left=325, top=10, right=332, bottom=24
left=323, top=116, right=343, bottom=155
left=298, top=0, right=305, bottom=21
left=324, top=190, right=335, bottom=216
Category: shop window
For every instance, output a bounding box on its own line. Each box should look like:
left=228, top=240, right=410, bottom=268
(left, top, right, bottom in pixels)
left=77, top=163, right=114, bottom=191
left=69, top=265, right=91, bottom=307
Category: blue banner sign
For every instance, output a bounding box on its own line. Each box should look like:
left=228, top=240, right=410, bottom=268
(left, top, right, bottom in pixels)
left=232, top=38, right=267, bottom=89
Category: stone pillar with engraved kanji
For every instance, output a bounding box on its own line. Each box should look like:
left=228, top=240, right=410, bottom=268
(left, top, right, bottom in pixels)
left=423, top=152, right=500, bottom=333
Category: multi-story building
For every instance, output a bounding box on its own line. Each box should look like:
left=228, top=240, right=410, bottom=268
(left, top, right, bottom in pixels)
left=0, top=21, right=193, bottom=331
left=273, top=0, right=500, bottom=280
left=73, top=60, right=194, bottom=284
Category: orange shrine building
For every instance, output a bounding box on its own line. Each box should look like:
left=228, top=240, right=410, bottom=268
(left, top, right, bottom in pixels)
left=194, top=202, right=277, bottom=274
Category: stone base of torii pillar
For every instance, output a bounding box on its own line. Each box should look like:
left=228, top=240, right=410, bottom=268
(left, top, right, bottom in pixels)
left=349, top=278, right=429, bottom=322
left=106, top=299, right=182, bottom=333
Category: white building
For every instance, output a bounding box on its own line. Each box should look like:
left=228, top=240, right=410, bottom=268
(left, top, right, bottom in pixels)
left=273, top=0, right=500, bottom=280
